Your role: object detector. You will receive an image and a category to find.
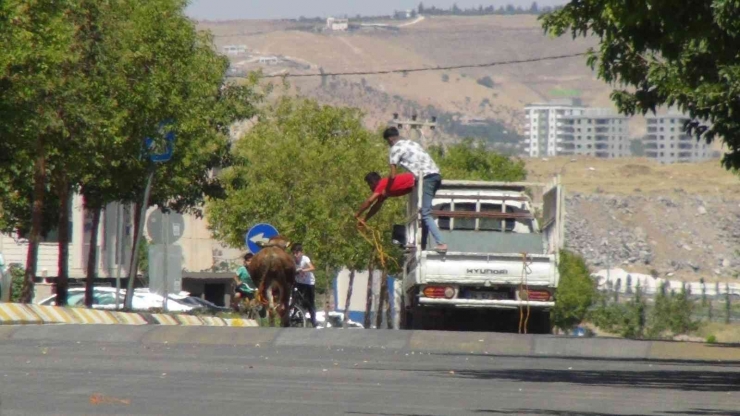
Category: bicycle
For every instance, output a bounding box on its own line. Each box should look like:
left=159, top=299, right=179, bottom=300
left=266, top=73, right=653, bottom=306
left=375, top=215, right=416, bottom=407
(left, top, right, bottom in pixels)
left=286, top=286, right=314, bottom=328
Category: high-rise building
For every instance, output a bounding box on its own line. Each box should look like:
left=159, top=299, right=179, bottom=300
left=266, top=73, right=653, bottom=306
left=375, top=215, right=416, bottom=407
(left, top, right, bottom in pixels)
left=557, top=108, right=630, bottom=158
left=523, top=98, right=583, bottom=157
left=522, top=99, right=629, bottom=158
left=643, top=112, right=715, bottom=163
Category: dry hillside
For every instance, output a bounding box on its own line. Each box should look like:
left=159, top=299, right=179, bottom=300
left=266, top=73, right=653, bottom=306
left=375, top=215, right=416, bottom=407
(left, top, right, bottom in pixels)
left=199, top=15, right=617, bottom=137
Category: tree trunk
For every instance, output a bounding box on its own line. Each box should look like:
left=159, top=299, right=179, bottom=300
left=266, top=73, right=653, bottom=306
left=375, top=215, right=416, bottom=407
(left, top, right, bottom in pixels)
left=84, top=206, right=102, bottom=308
left=363, top=261, right=375, bottom=329
left=20, top=148, right=46, bottom=303
left=55, top=175, right=71, bottom=307
left=342, top=270, right=355, bottom=328
left=375, top=270, right=388, bottom=329
left=124, top=201, right=143, bottom=309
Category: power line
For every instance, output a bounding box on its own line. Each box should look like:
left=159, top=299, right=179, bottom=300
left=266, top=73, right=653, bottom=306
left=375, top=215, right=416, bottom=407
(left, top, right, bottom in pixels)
left=257, top=52, right=589, bottom=79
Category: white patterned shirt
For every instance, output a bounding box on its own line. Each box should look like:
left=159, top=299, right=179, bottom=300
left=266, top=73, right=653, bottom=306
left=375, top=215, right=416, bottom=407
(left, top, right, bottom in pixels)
left=295, top=255, right=315, bottom=285
left=389, top=139, right=440, bottom=178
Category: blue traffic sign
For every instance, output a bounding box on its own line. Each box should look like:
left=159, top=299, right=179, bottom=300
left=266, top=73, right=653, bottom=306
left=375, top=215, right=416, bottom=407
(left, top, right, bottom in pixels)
left=246, top=223, right=279, bottom=253
left=145, top=121, right=175, bottom=163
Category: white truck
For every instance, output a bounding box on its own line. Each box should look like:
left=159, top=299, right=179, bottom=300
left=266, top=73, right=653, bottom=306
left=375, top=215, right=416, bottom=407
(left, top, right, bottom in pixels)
left=393, top=178, right=564, bottom=333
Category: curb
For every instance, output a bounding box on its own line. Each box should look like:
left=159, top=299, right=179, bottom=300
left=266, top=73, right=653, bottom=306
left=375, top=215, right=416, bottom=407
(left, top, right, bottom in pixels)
left=0, top=302, right=257, bottom=328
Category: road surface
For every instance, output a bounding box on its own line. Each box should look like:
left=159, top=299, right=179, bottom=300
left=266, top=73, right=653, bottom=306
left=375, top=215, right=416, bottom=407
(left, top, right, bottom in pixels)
left=1, top=332, right=738, bottom=416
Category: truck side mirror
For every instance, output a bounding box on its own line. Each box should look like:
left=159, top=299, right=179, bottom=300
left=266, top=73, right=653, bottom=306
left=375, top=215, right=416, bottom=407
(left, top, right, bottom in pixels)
left=392, top=225, right=406, bottom=247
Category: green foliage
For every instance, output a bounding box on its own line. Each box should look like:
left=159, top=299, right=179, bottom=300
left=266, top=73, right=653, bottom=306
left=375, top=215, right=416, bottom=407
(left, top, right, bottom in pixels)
left=552, top=250, right=596, bottom=331
left=630, top=139, right=646, bottom=157
left=706, top=334, right=717, bottom=344
left=592, top=283, right=699, bottom=339
left=648, top=286, right=699, bottom=338
left=207, top=97, right=404, bottom=274
left=541, top=1, right=740, bottom=169
left=428, top=139, right=527, bottom=181
left=138, top=239, right=151, bottom=278
left=9, top=265, right=25, bottom=303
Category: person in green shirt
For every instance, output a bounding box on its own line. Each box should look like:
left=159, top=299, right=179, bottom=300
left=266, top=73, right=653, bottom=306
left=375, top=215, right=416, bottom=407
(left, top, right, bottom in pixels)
left=232, top=253, right=256, bottom=310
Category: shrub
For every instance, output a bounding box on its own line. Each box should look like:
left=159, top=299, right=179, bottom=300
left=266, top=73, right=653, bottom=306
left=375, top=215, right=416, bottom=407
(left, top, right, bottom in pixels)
left=706, top=335, right=717, bottom=344
left=9, top=264, right=25, bottom=303
left=477, top=76, right=495, bottom=89
left=552, top=250, right=596, bottom=332
left=441, top=74, right=449, bottom=82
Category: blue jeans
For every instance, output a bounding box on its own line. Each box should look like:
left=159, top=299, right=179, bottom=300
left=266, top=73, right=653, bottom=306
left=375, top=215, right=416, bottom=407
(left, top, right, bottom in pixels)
left=420, top=174, right=444, bottom=247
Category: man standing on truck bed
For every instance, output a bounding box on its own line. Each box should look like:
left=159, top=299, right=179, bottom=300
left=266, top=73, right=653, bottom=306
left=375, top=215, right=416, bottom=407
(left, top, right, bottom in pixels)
left=381, top=126, right=447, bottom=253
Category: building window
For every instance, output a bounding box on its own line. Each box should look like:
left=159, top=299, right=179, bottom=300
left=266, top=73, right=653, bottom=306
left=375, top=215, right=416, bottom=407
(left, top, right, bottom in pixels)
left=660, top=144, right=664, bottom=149
left=660, top=152, right=664, bottom=156
left=587, top=144, right=592, bottom=149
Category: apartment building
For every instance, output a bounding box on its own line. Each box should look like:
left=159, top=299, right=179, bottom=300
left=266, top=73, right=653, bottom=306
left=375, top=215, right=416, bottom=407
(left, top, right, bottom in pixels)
left=643, top=113, right=715, bottom=163
left=556, top=108, right=630, bottom=158
left=523, top=99, right=629, bottom=158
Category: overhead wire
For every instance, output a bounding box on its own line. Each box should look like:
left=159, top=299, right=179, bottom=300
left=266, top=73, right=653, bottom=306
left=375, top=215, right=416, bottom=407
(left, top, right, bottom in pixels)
left=245, top=52, right=589, bottom=79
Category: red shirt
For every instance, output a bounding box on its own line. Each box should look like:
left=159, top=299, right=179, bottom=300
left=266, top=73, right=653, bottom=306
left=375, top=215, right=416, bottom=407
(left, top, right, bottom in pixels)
left=373, top=173, right=415, bottom=197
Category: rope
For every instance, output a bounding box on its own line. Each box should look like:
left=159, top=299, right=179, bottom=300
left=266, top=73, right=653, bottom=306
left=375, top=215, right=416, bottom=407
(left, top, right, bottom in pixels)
left=518, top=252, right=533, bottom=334
left=355, top=215, right=400, bottom=271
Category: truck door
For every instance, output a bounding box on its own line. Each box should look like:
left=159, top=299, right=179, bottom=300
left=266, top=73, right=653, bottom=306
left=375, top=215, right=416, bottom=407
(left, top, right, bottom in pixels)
left=541, top=177, right=564, bottom=256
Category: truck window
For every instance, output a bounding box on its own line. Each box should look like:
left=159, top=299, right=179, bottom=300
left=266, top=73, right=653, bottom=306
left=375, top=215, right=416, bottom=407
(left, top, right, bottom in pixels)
left=436, top=203, right=452, bottom=230
left=453, top=203, right=476, bottom=230
left=479, top=204, right=507, bottom=232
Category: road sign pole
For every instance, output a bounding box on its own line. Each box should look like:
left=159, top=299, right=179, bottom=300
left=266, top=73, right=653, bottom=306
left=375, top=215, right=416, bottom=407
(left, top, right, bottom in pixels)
left=125, top=167, right=155, bottom=309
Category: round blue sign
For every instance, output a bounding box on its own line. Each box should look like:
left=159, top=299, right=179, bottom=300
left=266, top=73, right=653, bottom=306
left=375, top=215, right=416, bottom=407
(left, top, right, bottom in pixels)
left=246, top=223, right=279, bottom=253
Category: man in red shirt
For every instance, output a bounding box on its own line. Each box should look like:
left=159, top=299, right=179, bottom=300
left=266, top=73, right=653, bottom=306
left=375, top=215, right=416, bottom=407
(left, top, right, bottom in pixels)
left=355, top=171, right=415, bottom=224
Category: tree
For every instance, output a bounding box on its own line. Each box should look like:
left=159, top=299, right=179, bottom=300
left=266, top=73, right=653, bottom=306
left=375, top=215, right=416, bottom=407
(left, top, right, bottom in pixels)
left=552, top=250, right=596, bottom=331
left=418, top=2, right=425, bottom=14
left=541, top=0, right=740, bottom=170
left=428, top=139, right=528, bottom=182
left=530, top=2, right=539, bottom=13
left=207, top=97, right=405, bottom=295
left=0, top=0, right=86, bottom=303
left=630, top=139, right=646, bottom=157
left=477, top=76, right=496, bottom=89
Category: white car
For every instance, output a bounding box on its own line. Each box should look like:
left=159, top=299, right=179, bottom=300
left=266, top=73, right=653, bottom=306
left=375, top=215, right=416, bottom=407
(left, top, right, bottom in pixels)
left=37, top=287, right=194, bottom=312
left=315, top=311, right=364, bottom=329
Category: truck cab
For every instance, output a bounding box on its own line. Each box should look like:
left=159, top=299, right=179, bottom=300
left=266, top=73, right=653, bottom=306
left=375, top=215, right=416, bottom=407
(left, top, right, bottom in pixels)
left=393, top=178, right=564, bottom=333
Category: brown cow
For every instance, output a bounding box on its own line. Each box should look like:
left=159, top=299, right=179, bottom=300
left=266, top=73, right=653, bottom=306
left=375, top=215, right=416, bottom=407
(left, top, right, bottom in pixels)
left=247, top=235, right=296, bottom=327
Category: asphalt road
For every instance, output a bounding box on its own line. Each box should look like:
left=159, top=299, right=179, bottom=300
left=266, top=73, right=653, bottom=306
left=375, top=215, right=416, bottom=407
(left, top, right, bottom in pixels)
left=1, top=334, right=739, bottom=416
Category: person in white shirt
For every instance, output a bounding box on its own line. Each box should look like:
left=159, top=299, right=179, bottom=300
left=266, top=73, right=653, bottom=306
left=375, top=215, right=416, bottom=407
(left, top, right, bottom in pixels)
left=383, top=126, right=447, bottom=252
left=292, top=243, right=318, bottom=327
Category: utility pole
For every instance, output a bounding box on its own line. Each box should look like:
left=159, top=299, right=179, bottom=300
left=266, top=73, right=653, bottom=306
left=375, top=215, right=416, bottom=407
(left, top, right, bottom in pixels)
left=391, top=113, right=437, bottom=147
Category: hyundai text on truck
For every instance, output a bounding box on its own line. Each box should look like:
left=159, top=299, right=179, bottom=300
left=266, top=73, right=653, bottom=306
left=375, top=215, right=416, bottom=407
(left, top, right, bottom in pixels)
left=392, top=177, right=564, bottom=333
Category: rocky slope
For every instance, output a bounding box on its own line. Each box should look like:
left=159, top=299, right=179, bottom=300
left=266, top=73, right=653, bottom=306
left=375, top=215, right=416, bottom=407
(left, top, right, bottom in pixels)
left=565, top=193, right=740, bottom=281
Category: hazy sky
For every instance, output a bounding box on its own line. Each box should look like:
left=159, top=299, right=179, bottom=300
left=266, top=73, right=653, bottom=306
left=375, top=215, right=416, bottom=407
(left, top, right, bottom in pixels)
left=187, top=0, right=567, bottom=21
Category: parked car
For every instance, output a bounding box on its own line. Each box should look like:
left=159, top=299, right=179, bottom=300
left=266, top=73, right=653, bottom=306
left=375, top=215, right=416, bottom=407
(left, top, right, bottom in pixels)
left=315, top=311, right=364, bottom=329
left=37, top=287, right=194, bottom=312
left=173, top=295, right=232, bottom=313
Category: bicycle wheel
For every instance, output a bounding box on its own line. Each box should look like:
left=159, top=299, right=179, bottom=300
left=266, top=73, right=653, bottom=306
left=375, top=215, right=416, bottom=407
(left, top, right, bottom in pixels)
left=287, top=304, right=308, bottom=328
